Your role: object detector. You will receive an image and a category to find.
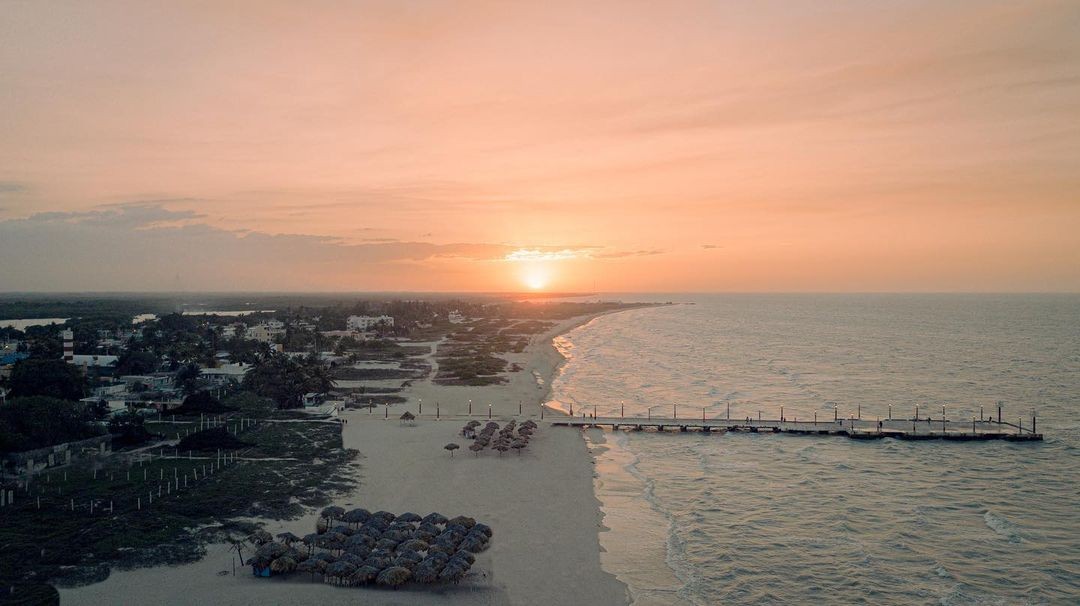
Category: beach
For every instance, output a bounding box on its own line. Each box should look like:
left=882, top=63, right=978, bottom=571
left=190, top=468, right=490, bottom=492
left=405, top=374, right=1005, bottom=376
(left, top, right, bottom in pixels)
left=62, top=311, right=631, bottom=606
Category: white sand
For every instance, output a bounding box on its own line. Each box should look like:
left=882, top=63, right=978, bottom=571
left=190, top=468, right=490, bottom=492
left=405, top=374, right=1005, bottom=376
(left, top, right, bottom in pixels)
left=62, top=313, right=630, bottom=605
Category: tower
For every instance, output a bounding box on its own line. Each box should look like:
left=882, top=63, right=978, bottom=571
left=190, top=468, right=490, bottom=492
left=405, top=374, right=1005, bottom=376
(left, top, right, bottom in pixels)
left=62, top=329, right=74, bottom=362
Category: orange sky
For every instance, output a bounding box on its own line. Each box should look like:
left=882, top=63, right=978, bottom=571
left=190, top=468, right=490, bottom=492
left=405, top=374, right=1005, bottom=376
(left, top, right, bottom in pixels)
left=1, top=0, right=1078, bottom=292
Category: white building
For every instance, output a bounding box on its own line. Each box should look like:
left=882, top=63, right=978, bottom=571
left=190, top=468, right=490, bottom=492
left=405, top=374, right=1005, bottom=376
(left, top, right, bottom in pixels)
left=201, top=363, right=252, bottom=385
left=70, top=354, right=119, bottom=370
left=346, top=315, right=394, bottom=332
left=448, top=310, right=466, bottom=324
left=248, top=323, right=286, bottom=343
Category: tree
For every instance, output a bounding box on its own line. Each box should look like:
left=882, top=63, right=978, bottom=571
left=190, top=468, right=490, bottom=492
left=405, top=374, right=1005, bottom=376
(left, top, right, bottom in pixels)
left=174, top=363, right=202, bottom=395
left=108, top=410, right=153, bottom=446
left=8, top=359, right=86, bottom=401
left=242, top=352, right=334, bottom=409
left=115, top=350, right=160, bottom=375
left=0, top=397, right=103, bottom=453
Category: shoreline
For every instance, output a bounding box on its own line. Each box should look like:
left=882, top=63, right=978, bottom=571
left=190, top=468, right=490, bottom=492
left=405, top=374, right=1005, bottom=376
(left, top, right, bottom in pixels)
left=62, top=306, right=652, bottom=605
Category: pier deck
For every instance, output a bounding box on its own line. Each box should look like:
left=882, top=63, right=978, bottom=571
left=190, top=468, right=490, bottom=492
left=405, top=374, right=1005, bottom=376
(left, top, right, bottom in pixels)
left=550, top=416, right=1042, bottom=441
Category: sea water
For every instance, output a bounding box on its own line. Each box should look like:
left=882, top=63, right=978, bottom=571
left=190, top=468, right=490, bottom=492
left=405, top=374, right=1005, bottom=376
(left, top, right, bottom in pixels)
left=548, top=295, right=1080, bottom=605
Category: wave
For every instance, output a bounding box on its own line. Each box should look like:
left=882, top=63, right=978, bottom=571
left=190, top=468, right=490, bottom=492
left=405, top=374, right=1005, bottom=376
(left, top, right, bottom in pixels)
left=983, top=511, right=1024, bottom=543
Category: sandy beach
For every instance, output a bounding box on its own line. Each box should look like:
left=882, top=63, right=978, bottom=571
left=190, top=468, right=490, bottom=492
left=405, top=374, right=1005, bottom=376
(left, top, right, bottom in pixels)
left=62, top=311, right=631, bottom=606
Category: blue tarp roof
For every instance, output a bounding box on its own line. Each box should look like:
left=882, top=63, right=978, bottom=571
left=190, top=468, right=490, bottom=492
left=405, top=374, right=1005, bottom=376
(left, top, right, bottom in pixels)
left=0, top=352, right=29, bottom=365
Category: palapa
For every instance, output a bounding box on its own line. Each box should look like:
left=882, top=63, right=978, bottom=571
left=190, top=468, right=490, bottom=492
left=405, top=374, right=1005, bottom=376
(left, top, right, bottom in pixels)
left=377, top=566, right=413, bottom=588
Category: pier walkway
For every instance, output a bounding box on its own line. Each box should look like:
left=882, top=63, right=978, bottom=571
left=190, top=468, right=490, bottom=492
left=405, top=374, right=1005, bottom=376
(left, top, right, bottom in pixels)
left=551, top=416, right=1043, bottom=441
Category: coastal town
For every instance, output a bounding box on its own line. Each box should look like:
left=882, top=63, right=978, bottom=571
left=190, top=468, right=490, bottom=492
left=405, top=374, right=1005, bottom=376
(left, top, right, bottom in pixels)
left=0, top=295, right=644, bottom=604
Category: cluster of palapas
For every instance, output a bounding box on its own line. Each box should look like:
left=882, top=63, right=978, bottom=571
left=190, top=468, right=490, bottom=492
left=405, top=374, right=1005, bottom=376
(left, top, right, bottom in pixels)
left=452, top=419, right=537, bottom=456
left=245, top=508, right=492, bottom=589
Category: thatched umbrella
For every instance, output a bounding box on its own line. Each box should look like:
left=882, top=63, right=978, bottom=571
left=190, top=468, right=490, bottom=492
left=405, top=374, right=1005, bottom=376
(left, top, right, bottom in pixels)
left=444, top=442, right=460, bottom=457
left=329, top=525, right=355, bottom=537
left=493, top=443, right=509, bottom=456
left=358, top=524, right=383, bottom=539
left=312, top=552, right=337, bottom=564
left=296, top=557, right=322, bottom=582
left=345, top=544, right=370, bottom=559
left=438, top=561, right=468, bottom=584
left=339, top=552, right=366, bottom=567
left=324, top=561, right=357, bottom=586
left=400, top=411, right=415, bottom=425
left=320, top=506, right=346, bottom=521
left=371, top=544, right=394, bottom=555
left=382, top=529, right=410, bottom=542
left=471, top=523, right=493, bottom=538
left=395, top=549, right=424, bottom=563
left=459, top=534, right=487, bottom=553
left=469, top=442, right=484, bottom=456
left=448, top=516, right=476, bottom=529
left=511, top=439, right=526, bottom=454
left=248, top=529, right=273, bottom=545
left=276, top=531, right=301, bottom=545
left=376, top=566, right=412, bottom=589
left=422, top=512, right=449, bottom=526
left=399, top=539, right=429, bottom=553
left=372, top=510, right=397, bottom=523
left=342, top=507, right=372, bottom=527
left=412, top=563, right=442, bottom=584
left=256, top=542, right=289, bottom=560
left=428, top=543, right=455, bottom=556
left=351, top=565, right=380, bottom=586
left=451, top=550, right=476, bottom=565
left=270, top=555, right=297, bottom=574
left=363, top=556, right=391, bottom=571
left=246, top=554, right=271, bottom=570
left=397, top=512, right=423, bottom=524
left=373, top=539, right=397, bottom=554
left=346, top=534, right=375, bottom=550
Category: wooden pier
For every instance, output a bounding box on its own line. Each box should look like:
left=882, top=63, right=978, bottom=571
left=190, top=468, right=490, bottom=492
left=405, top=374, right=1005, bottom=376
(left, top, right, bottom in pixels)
left=550, top=416, right=1043, bottom=441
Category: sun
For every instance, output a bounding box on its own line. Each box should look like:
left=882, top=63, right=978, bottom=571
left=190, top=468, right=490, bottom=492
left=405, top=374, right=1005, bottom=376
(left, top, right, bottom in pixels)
left=522, top=267, right=549, bottom=290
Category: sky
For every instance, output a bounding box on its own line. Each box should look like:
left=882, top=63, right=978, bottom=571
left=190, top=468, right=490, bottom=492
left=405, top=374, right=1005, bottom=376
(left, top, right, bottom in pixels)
left=1, top=0, right=1078, bottom=292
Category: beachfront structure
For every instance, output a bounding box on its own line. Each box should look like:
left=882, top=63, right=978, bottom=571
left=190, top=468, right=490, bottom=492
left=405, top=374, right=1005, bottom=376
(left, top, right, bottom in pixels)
left=200, top=362, right=252, bottom=386
left=346, top=315, right=394, bottom=332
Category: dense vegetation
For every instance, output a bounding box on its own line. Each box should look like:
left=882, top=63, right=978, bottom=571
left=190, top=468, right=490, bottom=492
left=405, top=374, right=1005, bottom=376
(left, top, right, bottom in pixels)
left=6, top=359, right=87, bottom=400
left=0, top=397, right=105, bottom=454
left=241, top=352, right=334, bottom=408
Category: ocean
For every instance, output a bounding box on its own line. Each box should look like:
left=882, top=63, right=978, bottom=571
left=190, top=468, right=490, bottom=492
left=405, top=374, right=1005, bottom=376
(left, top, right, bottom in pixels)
left=548, top=295, right=1080, bottom=605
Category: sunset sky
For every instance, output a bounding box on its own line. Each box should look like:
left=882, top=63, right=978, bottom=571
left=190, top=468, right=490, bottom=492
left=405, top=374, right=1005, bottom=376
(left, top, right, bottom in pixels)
left=1, top=0, right=1078, bottom=292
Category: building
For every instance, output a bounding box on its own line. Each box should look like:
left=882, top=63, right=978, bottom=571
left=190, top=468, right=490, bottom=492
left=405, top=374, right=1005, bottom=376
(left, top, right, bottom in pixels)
left=200, top=363, right=252, bottom=386
left=248, top=322, right=286, bottom=343
left=0, top=352, right=29, bottom=380
left=448, top=310, right=466, bottom=324
left=70, top=354, right=119, bottom=370
left=119, top=374, right=174, bottom=391
left=346, top=315, right=394, bottom=332
left=62, top=329, right=74, bottom=362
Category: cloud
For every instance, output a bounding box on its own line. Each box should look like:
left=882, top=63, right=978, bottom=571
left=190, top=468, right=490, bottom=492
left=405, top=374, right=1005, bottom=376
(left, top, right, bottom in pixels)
left=504, top=248, right=588, bottom=262
left=0, top=204, right=591, bottom=290
left=593, top=249, right=665, bottom=259
left=701, top=244, right=723, bottom=250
